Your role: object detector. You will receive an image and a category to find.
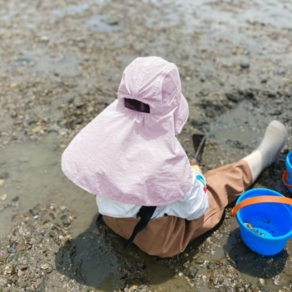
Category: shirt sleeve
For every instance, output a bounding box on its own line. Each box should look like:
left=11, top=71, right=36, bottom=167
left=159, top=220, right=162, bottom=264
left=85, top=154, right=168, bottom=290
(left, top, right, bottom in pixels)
left=162, top=170, right=209, bottom=220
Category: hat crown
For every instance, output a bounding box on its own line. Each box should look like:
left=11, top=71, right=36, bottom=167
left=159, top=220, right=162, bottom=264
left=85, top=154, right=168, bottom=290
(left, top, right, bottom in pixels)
left=118, top=57, right=182, bottom=115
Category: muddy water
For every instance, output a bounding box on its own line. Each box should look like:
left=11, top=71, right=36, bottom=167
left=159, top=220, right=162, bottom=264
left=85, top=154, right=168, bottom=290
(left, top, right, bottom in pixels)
left=0, top=133, right=97, bottom=238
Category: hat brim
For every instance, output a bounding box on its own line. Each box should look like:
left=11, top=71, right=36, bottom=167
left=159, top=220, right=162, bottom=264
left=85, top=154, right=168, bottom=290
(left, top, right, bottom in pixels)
left=175, top=93, right=189, bottom=135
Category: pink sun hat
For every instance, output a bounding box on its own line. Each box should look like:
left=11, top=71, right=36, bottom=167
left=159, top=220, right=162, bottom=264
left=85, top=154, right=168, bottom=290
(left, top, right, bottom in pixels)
left=61, top=56, right=192, bottom=206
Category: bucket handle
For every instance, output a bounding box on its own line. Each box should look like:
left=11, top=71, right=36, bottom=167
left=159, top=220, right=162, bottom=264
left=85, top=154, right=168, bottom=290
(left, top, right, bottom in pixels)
left=282, top=169, right=292, bottom=188
left=231, top=196, right=292, bottom=217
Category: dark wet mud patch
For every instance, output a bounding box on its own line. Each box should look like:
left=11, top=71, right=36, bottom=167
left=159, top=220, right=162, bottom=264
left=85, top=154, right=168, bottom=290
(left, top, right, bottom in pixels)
left=202, top=88, right=292, bottom=149
left=56, top=217, right=123, bottom=289
left=208, top=99, right=269, bottom=148
left=55, top=216, right=191, bottom=291
left=225, top=228, right=292, bottom=289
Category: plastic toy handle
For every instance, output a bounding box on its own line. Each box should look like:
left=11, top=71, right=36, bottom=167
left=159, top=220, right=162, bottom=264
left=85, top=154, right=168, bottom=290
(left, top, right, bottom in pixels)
left=231, top=196, right=292, bottom=217
left=282, top=169, right=292, bottom=188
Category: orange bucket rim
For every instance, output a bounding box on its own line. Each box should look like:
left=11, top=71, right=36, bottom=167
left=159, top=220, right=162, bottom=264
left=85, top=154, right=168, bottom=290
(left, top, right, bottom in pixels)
left=282, top=169, right=292, bottom=188
left=231, top=195, right=292, bottom=217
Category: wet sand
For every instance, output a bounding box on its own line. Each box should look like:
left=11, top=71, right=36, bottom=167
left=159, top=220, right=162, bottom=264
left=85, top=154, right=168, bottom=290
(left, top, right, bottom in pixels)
left=1, top=0, right=292, bottom=291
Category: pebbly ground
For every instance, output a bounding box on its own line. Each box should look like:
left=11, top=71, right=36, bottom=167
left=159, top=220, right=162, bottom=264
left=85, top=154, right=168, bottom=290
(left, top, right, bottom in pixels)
left=1, top=0, right=292, bottom=291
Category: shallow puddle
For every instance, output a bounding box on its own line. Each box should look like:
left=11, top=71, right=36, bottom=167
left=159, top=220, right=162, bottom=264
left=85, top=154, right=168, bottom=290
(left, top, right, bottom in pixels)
left=31, top=53, right=81, bottom=77
left=86, top=15, right=123, bottom=32
left=51, top=4, right=90, bottom=16
left=0, top=133, right=98, bottom=238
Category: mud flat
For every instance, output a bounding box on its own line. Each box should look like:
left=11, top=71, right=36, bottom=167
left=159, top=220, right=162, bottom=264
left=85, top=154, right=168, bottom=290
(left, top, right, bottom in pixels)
left=1, top=0, right=292, bottom=291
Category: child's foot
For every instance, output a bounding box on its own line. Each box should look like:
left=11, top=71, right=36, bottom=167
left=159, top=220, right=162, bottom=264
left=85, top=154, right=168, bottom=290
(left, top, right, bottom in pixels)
left=243, top=120, right=288, bottom=182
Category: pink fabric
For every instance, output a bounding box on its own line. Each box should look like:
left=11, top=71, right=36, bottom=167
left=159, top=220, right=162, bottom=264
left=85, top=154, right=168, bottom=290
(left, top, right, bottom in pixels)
left=61, top=57, right=192, bottom=206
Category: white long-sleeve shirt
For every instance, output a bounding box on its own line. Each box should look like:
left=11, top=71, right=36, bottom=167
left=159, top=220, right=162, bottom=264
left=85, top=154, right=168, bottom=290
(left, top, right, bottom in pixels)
left=95, top=170, right=209, bottom=220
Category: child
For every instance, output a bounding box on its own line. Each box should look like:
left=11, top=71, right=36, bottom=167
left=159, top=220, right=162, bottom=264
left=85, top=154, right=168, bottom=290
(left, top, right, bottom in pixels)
left=62, top=57, right=288, bottom=258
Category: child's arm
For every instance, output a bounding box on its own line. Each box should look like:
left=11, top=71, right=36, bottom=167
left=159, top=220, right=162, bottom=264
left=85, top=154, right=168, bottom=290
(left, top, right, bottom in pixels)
left=191, top=164, right=202, bottom=174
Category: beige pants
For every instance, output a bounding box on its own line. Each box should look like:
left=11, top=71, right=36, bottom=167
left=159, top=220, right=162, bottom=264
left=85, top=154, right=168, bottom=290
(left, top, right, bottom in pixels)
left=104, top=160, right=252, bottom=258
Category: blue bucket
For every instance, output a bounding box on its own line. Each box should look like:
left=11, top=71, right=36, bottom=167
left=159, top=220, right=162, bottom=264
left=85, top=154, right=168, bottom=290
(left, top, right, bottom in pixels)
left=235, top=189, right=292, bottom=256
left=286, top=151, right=292, bottom=194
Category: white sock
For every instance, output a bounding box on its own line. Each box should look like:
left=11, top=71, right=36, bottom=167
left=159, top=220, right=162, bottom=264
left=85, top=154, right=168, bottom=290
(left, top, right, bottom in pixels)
left=243, top=120, right=288, bottom=182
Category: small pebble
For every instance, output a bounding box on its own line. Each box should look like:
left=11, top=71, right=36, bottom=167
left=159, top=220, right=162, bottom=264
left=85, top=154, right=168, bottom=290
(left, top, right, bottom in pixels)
left=16, top=243, right=26, bottom=252
left=7, top=247, right=16, bottom=253
left=61, top=214, right=71, bottom=227
left=193, top=256, right=204, bottom=264
left=240, top=62, right=250, bottom=69
left=187, top=266, right=198, bottom=279
left=244, top=222, right=265, bottom=236
left=1, top=194, right=7, bottom=201
left=12, top=196, right=19, bottom=202
left=259, top=278, right=266, bottom=286
left=41, top=263, right=49, bottom=270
